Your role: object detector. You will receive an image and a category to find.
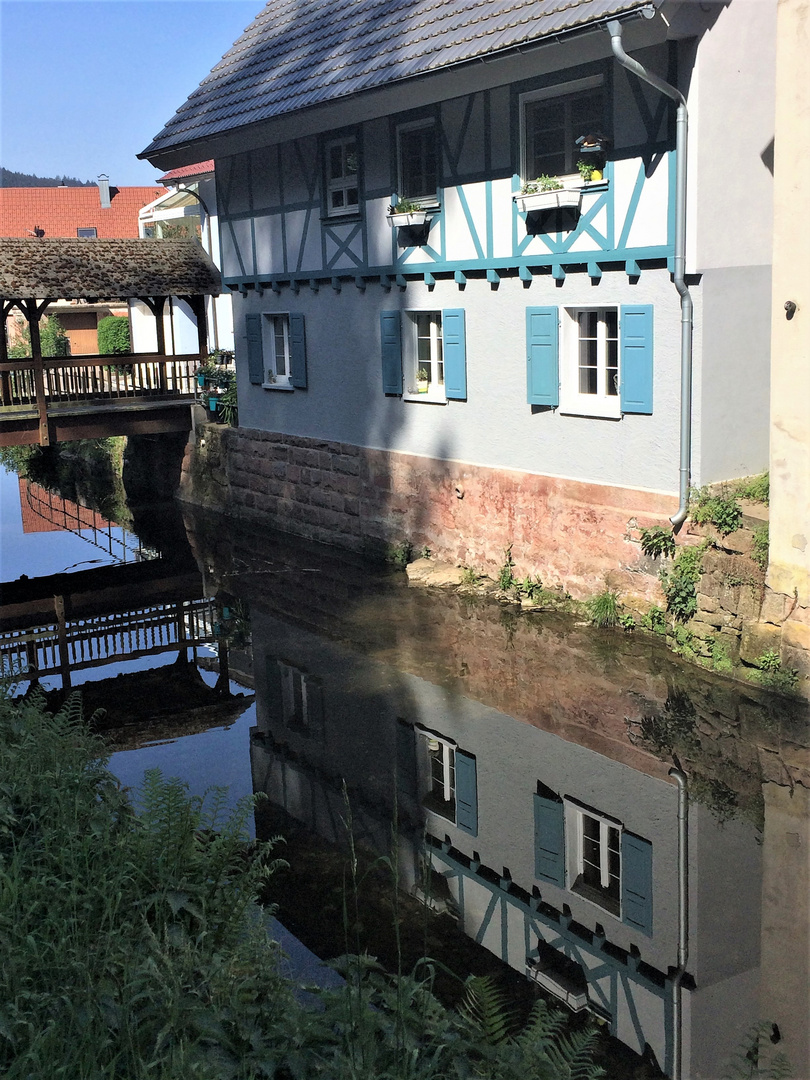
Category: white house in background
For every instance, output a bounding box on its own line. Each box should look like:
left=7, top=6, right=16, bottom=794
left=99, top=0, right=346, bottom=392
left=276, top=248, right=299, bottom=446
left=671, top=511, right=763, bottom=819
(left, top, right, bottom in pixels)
left=140, top=0, right=775, bottom=599
left=130, top=161, right=234, bottom=357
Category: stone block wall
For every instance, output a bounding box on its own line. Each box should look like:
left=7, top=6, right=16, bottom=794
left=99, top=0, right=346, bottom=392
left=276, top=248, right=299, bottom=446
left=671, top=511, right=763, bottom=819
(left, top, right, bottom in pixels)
left=179, top=423, right=679, bottom=603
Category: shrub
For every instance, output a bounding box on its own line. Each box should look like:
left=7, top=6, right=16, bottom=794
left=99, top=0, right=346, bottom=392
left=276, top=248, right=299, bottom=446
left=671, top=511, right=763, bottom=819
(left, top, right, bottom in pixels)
left=588, top=588, right=620, bottom=628
left=497, top=545, right=517, bottom=591
left=752, top=524, right=769, bottom=570
left=735, top=472, right=770, bottom=505
left=641, top=605, right=667, bottom=634
left=690, top=487, right=743, bottom=536
left=97, top=314, right=131, bottom=355
left=639, top=526, right=676, bottom=560
left=660, top=542, right=707, bottom=622
left=388, top=539, right=413, bottom=567
left=8, top=313, right=70, bottom=358
left=748, top=652, right=800, bottom=696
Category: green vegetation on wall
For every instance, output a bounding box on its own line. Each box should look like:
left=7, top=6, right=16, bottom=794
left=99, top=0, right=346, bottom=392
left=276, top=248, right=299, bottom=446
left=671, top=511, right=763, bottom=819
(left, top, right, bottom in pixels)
left=8, top=314, right=70, bottom=358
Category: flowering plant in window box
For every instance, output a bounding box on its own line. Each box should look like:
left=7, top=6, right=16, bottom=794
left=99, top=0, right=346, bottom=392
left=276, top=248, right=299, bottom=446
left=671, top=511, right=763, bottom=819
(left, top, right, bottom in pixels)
left=515, top=176, right=582, bottom=213
left=388, top=199, right=429, bottom=227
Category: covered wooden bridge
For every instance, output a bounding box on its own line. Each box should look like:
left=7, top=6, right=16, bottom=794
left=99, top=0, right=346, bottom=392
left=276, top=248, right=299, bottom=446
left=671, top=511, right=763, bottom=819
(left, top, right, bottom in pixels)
left=0, top=237, right=221, bottom=447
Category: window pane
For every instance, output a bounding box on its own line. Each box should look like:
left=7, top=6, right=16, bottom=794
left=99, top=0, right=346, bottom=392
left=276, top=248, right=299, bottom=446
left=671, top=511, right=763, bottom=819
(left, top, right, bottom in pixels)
left=606, top=339, right=619, bottom=396
left=329, top=145, right=343, bottom=179
left=579, top=339, right=597, bottom=395
left=274, top=319, right=287, bottom=376
left=400, top=126, right=436, bottom=198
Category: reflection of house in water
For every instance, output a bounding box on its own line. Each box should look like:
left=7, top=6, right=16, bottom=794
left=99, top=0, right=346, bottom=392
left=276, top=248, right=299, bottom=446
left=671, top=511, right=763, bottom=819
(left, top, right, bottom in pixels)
left=246, top=597, right=807, bottom=1079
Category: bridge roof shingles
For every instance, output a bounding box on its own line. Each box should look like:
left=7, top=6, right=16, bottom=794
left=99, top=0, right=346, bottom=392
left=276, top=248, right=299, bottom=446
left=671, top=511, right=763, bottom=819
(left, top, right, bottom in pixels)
left=0, top=237, right=221, bottom=300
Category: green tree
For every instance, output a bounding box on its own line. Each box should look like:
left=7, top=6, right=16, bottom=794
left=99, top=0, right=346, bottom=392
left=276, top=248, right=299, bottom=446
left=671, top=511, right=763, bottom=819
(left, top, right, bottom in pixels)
left=8, top=313, right=70, bottom=358
left=97, top=314, right=131, bottom=354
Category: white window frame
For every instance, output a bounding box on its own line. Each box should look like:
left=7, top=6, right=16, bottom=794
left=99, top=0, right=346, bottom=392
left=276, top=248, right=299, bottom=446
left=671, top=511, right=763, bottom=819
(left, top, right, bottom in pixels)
left=76, top=226, right=97, bottom=238
left=559, top=306, right=621, bottom=419
left=396, top=118, right=439, bottom=207
left=565, top=800, right=622, bottom=917
left=325, top=135, right=359, bottom=217
left=403, top=310, right=445, bottom=403
left=416, top=725, right=456, bottom=823
left=520, top=75, right=604, bottom=184
left=261, top=313, right=292, bottom=389
left=279, top=661, right=320, bottom=734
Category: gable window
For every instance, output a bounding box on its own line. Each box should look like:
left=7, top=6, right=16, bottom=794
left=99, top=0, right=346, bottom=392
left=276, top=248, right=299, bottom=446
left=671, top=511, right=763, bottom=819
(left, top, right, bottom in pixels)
left=521, top=76, right=604, bottom=180
left=325, top=135, right=359, bottom=216
left=526, top=305, right=653, bottom=417
left=77, top=227, right=97, bottom=238
left=245, top=312, right=307, bottom=390
left=380, top=308, right=466, bottom=402
left=415, top=725, right=478, bottom=836
left=397, top=119, right=438, bottom=203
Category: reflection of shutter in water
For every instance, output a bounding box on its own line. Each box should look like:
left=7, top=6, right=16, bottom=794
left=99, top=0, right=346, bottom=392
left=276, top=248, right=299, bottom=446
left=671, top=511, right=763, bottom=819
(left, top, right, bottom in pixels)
left=395, top=720, right=418, bottom=797
left=455, top=750, right=478, bottom=837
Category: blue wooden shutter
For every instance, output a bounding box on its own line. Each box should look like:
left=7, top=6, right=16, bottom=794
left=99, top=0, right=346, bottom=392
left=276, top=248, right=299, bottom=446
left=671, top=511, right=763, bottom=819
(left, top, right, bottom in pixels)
left=455, top=750, right=478, bottom=836
left=620, top=306, right=653, bottom=414
left=289, top=313, right=307, bottom=388
left=396, top=720, right=418, bottom=798
left=534, top=792, right=565, bottom=887
left=246, top=313, right=263, bottom=385
left=443, top=308, right=467, bottom=400
left=526, top=307, right=559, bottom=406
left=381, top=311, right=403, bottom=394
left=621, top=831, right=653, bottom=936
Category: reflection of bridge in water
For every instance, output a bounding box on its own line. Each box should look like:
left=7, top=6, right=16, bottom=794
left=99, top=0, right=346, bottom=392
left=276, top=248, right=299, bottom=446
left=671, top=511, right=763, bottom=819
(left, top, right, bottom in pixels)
left=0, top=560, right=219, bottom=692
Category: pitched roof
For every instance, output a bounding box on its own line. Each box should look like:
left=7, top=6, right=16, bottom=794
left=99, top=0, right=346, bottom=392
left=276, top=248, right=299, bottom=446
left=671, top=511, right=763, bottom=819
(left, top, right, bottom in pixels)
left=0, top=186, right=166, bottom=239
left=158, top=161, right=215, bottom=183
left=142, top=0, right=656, bottom=158
left=0, top=238, right=221, bottom=300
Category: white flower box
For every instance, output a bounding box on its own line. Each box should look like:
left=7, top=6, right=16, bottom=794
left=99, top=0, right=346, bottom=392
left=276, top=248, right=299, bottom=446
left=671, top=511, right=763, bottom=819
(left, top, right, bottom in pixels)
left=514, top=188, right=582, bottom=213
left=388, top=210, right=428, bottom=227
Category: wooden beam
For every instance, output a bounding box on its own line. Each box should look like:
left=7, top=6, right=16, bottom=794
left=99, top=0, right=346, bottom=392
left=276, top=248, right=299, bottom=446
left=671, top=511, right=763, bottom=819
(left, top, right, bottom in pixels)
left=22, top=299, right=51, bottom=446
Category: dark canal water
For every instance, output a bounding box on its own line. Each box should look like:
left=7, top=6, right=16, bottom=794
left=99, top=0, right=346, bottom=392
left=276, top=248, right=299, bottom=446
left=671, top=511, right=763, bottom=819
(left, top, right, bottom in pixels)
left=1, top=456, right=808, bottom=1080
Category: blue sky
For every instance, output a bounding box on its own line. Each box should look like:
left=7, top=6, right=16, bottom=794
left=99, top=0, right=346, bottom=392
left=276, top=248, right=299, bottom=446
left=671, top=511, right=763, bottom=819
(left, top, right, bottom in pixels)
left=0, top=0, right=261, bottom=186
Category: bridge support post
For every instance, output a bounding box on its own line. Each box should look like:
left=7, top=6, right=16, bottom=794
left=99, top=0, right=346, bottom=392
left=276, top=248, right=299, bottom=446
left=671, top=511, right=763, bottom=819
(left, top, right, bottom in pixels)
left=22, top=299, right=52, bottom=446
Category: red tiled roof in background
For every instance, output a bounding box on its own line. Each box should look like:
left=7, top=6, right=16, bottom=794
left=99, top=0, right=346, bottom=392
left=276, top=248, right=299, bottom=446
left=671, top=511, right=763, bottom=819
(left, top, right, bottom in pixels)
left=158, top=161, right=214, bottom=182
left=18, top=476, right=115, bottom=534
left=0, top=185, right=167, bottom=239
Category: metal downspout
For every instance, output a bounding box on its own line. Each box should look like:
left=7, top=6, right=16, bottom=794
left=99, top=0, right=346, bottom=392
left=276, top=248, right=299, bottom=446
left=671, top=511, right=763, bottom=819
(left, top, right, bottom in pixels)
left=606, top=20, right=693, bottom=527
left=668, top=766, right=689, bottom=1080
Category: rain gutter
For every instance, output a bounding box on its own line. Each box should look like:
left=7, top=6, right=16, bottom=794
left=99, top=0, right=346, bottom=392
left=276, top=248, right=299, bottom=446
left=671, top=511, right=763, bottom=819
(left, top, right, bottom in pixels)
left=606, top=18, right=693, bottom=527
left=668, top=766, right=689, bottom=1080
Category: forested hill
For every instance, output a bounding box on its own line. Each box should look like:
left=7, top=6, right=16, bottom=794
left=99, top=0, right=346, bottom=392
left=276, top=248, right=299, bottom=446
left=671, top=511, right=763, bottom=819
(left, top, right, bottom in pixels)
left=0, top=168, right=94, bottom=187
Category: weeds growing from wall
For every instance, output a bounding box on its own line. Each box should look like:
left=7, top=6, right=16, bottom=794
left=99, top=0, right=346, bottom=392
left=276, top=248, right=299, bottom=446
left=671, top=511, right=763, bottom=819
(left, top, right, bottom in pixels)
left=638, top=526, right=676, bottom=560
left=660, top=542, right=708, bottom=622
left=690, top=487, right=743, bottom=536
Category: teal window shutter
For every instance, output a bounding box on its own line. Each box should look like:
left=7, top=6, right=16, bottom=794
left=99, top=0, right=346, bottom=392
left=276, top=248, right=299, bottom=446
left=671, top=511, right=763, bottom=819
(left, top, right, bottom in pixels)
left=534, top=792, right=565, bottom=887
left=381, top=311, right=403, bottom=394
left=289, top=313, right=307, bottom=388
left=442, top=308, right=467, bottom=400
left=455, top=750, right=478, bottom=836
left=620, top=306, right=653, bottom=414
left=621, top=831, right=653, bottom=936
left=526, top=307, right=559, bottom=406
left=246, top=313, right=263, bottom=385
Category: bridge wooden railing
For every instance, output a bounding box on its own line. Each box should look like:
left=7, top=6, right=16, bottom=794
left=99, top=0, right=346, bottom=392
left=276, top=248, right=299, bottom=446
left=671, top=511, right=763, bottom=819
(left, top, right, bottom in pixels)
left=0, top=597, right=217, bottom=682
left=0, top=353, right=200, bottom=409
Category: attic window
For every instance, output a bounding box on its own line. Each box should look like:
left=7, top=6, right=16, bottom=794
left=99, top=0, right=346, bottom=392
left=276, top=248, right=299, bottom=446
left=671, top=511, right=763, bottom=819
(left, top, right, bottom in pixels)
left=77, top=227, right=97, bottom=239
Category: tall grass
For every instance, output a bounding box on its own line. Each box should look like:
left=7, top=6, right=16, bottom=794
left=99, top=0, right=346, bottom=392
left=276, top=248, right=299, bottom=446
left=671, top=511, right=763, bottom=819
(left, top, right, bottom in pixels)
left=0, top=687, right=604, bottom=1079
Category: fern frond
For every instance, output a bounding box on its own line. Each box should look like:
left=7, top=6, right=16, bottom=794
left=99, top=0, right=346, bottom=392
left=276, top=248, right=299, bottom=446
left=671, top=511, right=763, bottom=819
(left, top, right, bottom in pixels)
left=457, top=975, right=517, bottom=1045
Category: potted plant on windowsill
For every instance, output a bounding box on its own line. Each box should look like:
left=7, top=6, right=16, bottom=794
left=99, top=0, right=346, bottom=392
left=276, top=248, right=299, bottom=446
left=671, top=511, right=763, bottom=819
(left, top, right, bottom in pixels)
left=388, top=198, right=429, bottom=227
left=514, top=175, right=582, bottom=213
left=416, top=367, right=430, bottom=393
left=577, top=159, right=604, bottom=183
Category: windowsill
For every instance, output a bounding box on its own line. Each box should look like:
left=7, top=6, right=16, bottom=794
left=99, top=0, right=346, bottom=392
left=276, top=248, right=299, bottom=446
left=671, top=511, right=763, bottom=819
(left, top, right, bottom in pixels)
left=321, top=209, right=362, bottom=224
left=571, top=876, right=620, bottom=918
left=404, top=390, right=447, bottom=404
left=262, top=382, right=294, bottom=392
left=559, top=398, right=621, bottom=420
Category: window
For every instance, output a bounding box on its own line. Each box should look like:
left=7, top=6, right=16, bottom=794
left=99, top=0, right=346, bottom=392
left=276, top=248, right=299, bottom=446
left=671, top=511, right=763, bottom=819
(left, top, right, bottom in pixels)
left=564, top=308, right=619, bottom=417
left=521, top=76, right=604, bottom=180
left=245, top=312, right=307, bottom=389
left=406, top=311, right=444, bottom=400
left=262, top=314, right=291, bottom=387
left=533, top=788, right=653, bottom=935
left=572, top=807, right=621, bottom=916
left=380, top=309, right=466, bottom=401
left=279, top=661, right=323, bottom=735
left=76, top=227, right=97, bottom=238
left=325, top=135, right=359, bottom=216
left=416, top=725, right=478, bottom=836
left=397, top=119, right=438, bottom=203
left=526, top=305, right=653, bottom=416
